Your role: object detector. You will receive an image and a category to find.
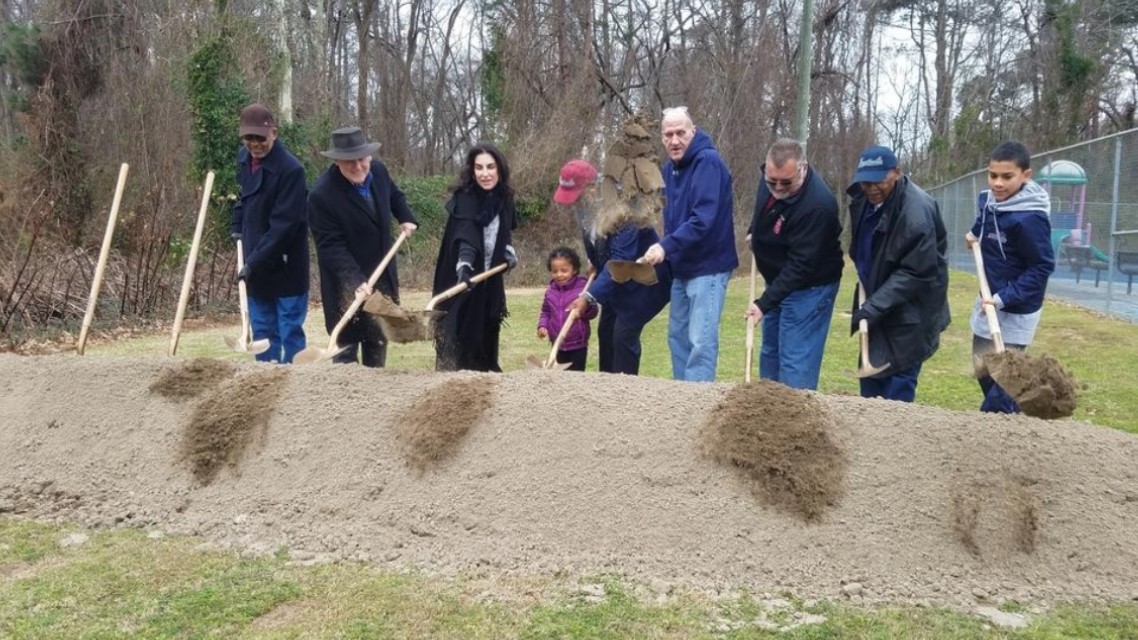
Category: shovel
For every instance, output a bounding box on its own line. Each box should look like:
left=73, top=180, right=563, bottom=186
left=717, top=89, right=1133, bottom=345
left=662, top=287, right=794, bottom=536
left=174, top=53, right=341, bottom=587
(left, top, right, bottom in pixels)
left=293, top=229, right=409, bottom=364
left=372, top=262, right=509, bottom=344
left=851, top=278, right=891, bottom=378
left=526, top=273, right=595, bottom=370
left=223, top=237, right=271, bottom=356
left=970, top=239, right=1005, bottom=353
left=606, top=258, right=658, bottom=285
left=744, top=255, right=757, bottom=383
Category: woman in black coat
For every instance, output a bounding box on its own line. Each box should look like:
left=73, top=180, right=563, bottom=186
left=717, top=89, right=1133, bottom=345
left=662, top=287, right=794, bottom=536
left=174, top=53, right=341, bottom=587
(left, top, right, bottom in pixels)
left=432, top=144, right=518, bottom=371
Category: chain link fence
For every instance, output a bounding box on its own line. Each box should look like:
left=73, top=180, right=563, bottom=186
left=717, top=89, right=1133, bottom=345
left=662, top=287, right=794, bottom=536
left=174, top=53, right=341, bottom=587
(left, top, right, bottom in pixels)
left=928, top=129, right=1138, bottom=323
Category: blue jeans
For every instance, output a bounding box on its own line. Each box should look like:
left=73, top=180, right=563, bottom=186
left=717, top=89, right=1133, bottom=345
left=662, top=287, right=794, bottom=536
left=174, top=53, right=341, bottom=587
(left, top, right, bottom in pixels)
left=248, top=292, right=308, bottom=364
left=860, top=363, right=922, bottom=402
left=668, top=271, right=731, bottom=382
left=758, top=281, right=839, bottom=390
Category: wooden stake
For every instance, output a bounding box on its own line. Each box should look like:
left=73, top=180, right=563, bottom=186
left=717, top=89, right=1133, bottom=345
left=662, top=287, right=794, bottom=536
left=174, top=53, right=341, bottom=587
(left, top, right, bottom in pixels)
left=77, top=163, right=129, bottom=355
left=169, top=171, right=215, bottom=356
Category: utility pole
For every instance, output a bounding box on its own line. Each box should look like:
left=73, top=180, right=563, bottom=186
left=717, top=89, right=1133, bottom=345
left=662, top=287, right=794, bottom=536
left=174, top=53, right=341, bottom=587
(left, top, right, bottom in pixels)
left=794, top=0, right=815, bottom=147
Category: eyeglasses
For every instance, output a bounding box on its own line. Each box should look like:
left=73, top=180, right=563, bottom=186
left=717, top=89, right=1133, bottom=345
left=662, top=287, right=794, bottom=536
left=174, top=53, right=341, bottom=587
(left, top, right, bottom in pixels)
left=242, top=134, right=267, bottom=143
left=764, top=163, right=804, bottom=188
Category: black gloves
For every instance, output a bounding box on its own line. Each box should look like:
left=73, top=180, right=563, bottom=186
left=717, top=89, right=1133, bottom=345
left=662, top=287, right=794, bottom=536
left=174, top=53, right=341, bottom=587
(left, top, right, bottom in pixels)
left=236, top=264, right=251, bottom=283
left=852, top=307, right=873, bottom=327
left=457, top=264, right=475, bottom=289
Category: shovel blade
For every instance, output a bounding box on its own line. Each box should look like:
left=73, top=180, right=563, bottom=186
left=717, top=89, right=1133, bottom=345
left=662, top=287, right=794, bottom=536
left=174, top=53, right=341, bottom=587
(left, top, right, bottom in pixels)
left=224, top=335, right=271, bottom=355
left=607, top=260, right=657, bottom=285
left=525, top=355, right=546, bottom=369
left=293, top=342, right=349, bottom=364
left=362, top=291, right=404, bottom=316
left=851, top=362, right=890, bottom=379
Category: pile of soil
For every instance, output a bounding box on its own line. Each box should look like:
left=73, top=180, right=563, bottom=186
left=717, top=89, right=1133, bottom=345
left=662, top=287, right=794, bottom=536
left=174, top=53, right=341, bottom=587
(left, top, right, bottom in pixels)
left=2, top=354, right=1137, bottom=608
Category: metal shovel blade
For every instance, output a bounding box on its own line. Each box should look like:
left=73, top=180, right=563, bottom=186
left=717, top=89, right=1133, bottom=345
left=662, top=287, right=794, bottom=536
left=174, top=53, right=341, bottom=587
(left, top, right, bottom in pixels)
left=606, top=260, right=658, bottom=285
left=224, top=335, right=271, bottom=355
left=292, top=343, right=350, bottom=364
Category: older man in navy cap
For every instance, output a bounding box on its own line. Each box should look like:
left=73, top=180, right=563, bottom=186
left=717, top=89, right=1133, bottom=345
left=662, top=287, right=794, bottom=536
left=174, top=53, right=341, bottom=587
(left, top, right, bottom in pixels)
left=846, top=145, right=950, bottom=402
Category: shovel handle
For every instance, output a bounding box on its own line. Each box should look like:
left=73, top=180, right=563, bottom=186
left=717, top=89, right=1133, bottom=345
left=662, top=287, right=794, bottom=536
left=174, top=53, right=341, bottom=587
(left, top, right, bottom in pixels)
left=425, top=262, right=509, bottom=311
left=78, top=163, right=129, bottom=355
left=970, top=241, right=1005, bottom=353
left=325, top=230, right=410, bottom=349
left=745, top=255, right=757, bottom=382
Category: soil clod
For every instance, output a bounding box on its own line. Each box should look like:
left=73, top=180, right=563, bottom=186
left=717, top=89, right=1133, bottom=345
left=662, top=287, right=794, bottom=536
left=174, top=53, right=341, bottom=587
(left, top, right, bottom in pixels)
left=700, top=381, right=846, bottom=522
left=397, top=375, right=496, bottom=472
left=150, top=358, right=237, bottom=401
left=986, top=351, right=1078, bottom=419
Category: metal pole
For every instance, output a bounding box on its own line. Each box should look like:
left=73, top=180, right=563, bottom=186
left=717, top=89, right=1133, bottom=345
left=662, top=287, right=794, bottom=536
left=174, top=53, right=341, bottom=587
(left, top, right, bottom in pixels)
left=1107, top=137, right=1123, bottom=307
left=793, top=0, right=815, bottom=145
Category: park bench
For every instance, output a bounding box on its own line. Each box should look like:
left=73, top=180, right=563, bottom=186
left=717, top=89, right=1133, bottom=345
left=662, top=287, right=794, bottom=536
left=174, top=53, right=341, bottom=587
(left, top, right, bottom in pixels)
left=1117, top=250, right=1138, bottom=294
left=1065, top=245, right=1110, bottom=287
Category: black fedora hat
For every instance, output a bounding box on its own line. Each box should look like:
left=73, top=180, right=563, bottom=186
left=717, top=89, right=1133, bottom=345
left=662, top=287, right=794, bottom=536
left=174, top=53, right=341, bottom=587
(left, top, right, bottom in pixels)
left=320, top=126, right=381, bottom=160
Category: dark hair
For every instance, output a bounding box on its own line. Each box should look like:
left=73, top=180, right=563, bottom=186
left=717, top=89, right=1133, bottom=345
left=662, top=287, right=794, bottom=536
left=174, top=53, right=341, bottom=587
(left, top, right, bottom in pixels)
left=990, top=140, right=1031, bottom=170
left=453, top=143, right=514, bottom=201
left=546, top=246, right=581, bottom=273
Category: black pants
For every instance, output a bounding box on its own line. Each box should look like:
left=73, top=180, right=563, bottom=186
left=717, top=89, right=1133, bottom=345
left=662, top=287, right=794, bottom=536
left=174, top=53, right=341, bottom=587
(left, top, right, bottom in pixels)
left=332, top=338, right=387, bottom=367
left=610, top=316, right=645, bottom=375
left=597, top=306, right=616, bottom=373
left=556, top=347, right=588, bottom=371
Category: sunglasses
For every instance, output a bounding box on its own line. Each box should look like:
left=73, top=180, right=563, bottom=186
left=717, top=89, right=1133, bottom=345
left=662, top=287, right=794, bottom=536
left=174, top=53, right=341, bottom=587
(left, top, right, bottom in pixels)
left=242, top=134, right=267, bottom=143
left=763, top=163, right=804, bottom=188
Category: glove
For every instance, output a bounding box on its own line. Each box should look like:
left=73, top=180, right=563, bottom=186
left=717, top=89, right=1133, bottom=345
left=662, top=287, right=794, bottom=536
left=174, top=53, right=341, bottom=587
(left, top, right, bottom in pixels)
left=457, top=264, right=475, bottom=289
left=504, top=245, right=518, bottom=271
left=236, top=264, right=251, bottom=283
left=852, top=307, right=873, bottom=327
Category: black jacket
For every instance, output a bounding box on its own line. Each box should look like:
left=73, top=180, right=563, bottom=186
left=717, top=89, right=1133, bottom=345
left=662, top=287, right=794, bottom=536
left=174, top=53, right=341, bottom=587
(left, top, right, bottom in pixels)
left=231, top=140, right=310, bottom=299
left=308, top=160, right=418, bottom=340
left=431, top=188, right=516, bottom=372
left=749, top=166, right=844, bottom=312
left=846, top=176, right=951, bottom=376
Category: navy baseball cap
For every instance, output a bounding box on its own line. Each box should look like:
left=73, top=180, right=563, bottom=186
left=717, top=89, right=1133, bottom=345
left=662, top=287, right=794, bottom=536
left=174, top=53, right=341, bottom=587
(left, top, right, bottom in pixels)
left=852, top=145, right=898, bottom=183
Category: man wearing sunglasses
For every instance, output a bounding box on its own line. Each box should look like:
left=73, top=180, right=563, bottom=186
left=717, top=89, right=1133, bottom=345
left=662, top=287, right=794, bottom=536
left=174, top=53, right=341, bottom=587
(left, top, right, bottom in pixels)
left=231, top=103, right=310, bottom=363
left=745, top=139, right=843, bottom=390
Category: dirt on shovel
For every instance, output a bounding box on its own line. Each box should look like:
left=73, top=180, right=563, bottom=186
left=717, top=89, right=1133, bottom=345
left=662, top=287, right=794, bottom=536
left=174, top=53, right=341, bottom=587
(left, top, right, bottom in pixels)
left=980, top=351, right=1078, bottom=420
left=364, top=292, right=443, bottom=344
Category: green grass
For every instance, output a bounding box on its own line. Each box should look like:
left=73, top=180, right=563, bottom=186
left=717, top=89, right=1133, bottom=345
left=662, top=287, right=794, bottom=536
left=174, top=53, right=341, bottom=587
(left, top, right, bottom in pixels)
left=4, top=519, right=1138, bottom=638
left=92, top=267, right=1138, bottom=432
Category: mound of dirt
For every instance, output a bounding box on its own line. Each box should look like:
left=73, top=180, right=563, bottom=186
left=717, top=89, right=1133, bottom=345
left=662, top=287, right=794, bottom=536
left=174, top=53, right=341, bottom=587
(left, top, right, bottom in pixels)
left=397, top=375, right=497, bottom=472
left=179, top=368, right=289, bottom=485
left=700, top=381, right=845, bottom=522
left=986, top=351, right=1078, bottom=420
left=2, top=354, right=1138, bottom=608
left=149, top=358, right=237, bottom=401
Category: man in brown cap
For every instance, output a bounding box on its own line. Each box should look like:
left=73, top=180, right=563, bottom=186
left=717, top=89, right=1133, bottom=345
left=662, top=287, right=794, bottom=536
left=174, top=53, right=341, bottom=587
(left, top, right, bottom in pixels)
left=232, top=103, right=310, bottom=363
left=307, top=127, right=418, bottom=367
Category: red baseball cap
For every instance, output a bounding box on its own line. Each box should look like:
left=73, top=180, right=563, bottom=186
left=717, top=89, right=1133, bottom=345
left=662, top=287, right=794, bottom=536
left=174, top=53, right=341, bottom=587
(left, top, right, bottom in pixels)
left=553, top=159, right=598, bottom=204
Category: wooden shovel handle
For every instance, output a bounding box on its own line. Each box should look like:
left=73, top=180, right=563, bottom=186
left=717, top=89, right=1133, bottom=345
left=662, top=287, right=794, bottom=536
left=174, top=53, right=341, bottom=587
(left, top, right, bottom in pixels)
left=236, top=238, right=253, bottom=343
left=326, top=230, right=410, bottom=348
left=78, top=163, right=129, bottom=356
left=745, top=255, right=757, bottom=382
left=169, top=171, right=214, bottom=356
left=425, top=262, right=509, bottom=311
left=544, top=273, right=596, bottom=368
left=970, top=241, right=1005, bottom=353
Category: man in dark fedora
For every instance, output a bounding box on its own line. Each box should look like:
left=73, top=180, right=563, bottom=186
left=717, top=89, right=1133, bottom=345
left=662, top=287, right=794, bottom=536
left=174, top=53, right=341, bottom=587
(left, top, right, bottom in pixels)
left=308, top=126, right=419, bottom=367
left=231, top=102, right=310, bottom=363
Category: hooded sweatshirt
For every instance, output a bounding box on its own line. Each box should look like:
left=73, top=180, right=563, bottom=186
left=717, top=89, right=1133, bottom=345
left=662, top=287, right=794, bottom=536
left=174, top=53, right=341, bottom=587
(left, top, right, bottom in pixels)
left=660, top=129, right=739, bottom=279
left=968, top=179, right=1055, bottom=345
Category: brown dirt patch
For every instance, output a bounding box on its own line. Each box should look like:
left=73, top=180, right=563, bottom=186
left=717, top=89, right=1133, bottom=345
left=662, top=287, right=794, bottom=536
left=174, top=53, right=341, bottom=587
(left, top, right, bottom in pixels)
left=149, top=358, right=237, bottom=401
left=699, top=381, right=846, bottom=522
left=396, top=375, right=496, bottom=472
left=178, top=368, right=289, bottom=485
left=986, top=351, right=1078, bottom=419
left=951, top=475, right=1040, bottom=557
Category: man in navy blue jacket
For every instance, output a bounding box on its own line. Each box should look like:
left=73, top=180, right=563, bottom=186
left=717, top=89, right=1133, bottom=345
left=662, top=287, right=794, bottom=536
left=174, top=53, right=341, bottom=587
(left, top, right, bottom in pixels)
left=746, top=139, right=843, bottom=390
left=232, top=103, right=310, bottom=363
left=643, top=107, right=738, bottom=382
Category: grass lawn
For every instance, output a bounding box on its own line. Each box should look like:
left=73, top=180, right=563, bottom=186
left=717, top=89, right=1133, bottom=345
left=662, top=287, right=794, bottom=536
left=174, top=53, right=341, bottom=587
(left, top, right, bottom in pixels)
left=7, top=266, right=1132, bottom=637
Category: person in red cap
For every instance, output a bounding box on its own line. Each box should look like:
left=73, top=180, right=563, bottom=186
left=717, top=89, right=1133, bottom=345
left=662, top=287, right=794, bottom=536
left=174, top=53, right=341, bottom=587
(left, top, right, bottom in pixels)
left=231, top=103, right=310, bottom=363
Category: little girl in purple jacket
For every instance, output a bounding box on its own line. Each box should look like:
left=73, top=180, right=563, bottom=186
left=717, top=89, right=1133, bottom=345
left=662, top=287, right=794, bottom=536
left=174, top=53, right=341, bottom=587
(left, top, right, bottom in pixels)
left=537, top=247, right=598, bottom=371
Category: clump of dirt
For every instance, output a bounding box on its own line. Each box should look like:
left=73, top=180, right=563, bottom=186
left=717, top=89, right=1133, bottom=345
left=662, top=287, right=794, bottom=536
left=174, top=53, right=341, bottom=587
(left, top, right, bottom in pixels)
left=699, top=381, right=846, bottom=522
left=951, top=475, right=1040, bottom=557
left=149, top=358, right=237, bottom=401
left=178, top=368, right=289, bottom=485
left=986, top=351, right=1078, bottom=419
left=396, top=375, right=496, bottom=472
